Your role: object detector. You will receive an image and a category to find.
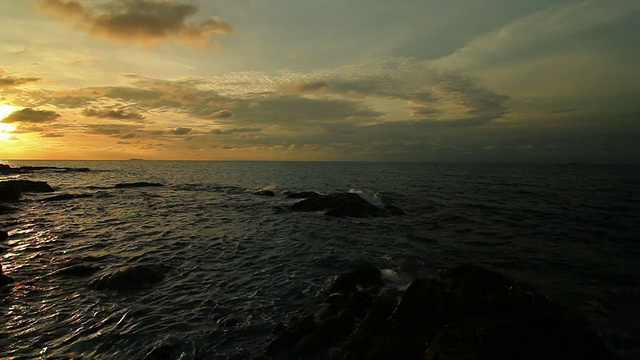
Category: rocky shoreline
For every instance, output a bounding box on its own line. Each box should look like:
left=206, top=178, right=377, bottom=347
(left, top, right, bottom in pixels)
left=266, top=264, right=616, bottom=360
left=0, top=163, right=619, bottom=359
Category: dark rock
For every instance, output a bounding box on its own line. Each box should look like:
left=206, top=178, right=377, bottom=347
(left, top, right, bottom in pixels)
left=254, top=189, right=276, bottom=196
left=42, top=193, right=94, bottom=202
left=114, top=182, right=164, bottom=189
left=329, top=264, right=383, bottom=295
left=91, top=264, right=170, bottom=291
left=0, top=274, right=14, bottom=287
left=286, top=191, right=321, bottom=199
left=267, top=264, right=615, bottom=360
left=0, top=230, right=7, bottom=241
left=1, top=179, right=55, bottom=193
left=0, top=164, right=90, bottom=174
left=1, top=262, right=14, bottom=287
left=55, top=264, right=101, bottom=278
left=143, top=345, right=175, bottom=360
left=290, top=192, right=404, bottom=218
left=0, top=183, right=22, bottom=201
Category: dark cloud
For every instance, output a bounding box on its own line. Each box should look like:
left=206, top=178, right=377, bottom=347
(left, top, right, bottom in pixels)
left=83, top=107, right=145, bottom=121
left=203, top=109, right=233, bottom=119
left=41, top=133, right=65, bottom=138
left=37, top=0, right=233, bottom=47
left=87, top=124, right=141, bottom=136
left=0, top=69, right=40, bottom=87
left=209, top=127, right=261, bottom=135
left=2, top=108, right=61, bottom=123
left=231, top=95, right=384, bottom=126
left=170, top=127, right=191, bottom=135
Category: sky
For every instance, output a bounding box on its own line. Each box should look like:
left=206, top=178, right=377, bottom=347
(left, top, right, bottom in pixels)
left=0, top=0, right=638, bottom=162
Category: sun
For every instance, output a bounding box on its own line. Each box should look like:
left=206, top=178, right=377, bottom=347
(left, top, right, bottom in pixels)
left=0, top=104, right=19, bottom=141
left=0, top=104, right=18, bottom=119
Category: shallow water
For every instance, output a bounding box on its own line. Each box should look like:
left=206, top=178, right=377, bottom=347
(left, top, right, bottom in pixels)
left=1, top=161, right=639, bottom=359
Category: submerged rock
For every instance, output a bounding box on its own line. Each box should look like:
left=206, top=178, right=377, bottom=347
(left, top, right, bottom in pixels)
left=0, top=179, right=55, bottom=193
left=42, top=193, right=94, bottom=202
left=267, top=264, right=615, bottom=360
left=254, top=189, right=276, bottom=196
left=114, top=182, right=164, bottom=189
left=290, top=192, right=403, bottom=218
left=91, top=264, right=170, bottom=291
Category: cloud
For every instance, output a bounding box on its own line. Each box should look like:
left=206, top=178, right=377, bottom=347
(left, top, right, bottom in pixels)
left=42, top=132, right=65, bottom=138
left=2, top=108, right=61, bottom=123
left=203, top=109, right=232, bottom=119
left=37, top=0, right=233, bottom=48
left=170, top=127, right=191, bottom=135
left=0, top=69, right=41, bottom=87
left=83, top=107, right=145, bottom=121
left=209, top=126, right=261, bottom=135
left=433, top=2, right=633, bottom=70
left=87, top=124, right=141, bottom=136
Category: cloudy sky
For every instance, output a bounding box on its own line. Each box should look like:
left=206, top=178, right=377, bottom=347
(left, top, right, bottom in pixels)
left=0, top=0, right=638, bottom=162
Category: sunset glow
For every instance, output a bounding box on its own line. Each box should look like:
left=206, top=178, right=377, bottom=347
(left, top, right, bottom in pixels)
left=0, top=1, right=637, bottom=162
left=0, top=104, right=17, bottom=120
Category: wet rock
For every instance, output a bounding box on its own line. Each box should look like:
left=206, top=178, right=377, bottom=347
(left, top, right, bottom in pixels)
left=267, top=264, right=615, bottom=360
left=254, top=189, right=276, bottom=196
left=286, top=191, right=321, bottom=199
left=0, top=164, right=90, bottom=174
left=114, top=182, right=164, bottom=189
left=0, top=262, right=14, bottom=287
left=290, top=192, right=404, bottom=218
left=91, top=264, right=170, bottom=291
left=0, top=182, right=21, bottom=201
left=42, top=193, right=94, bottom=202
left=1, top=179, right=55, bottom=193
left=143, top=345, right=175, bottom=360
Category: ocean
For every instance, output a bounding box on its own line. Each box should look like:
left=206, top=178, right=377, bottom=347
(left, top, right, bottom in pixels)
left=0, top=160, right=638, bottom=359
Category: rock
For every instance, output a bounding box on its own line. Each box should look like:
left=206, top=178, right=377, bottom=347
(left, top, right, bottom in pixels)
left=266, top=264, right=615, bottom=360
left=254, top=189, right=276, bottom=196
left=42, top=193, right=94, bottom=202
left=91, top=264, right=170, bottom=291
left=0, top=179, right=55, bottom=193
left=0, top=164, right=90, bottom=174
left=286, top=191, right=322, bottom=199
left=0, top=262, right=14, bottom=287
left=0, top=182, right=21, bottom=201
left=290, top=192, right=404, bottom=218
left=143, top=345, right=175, bottom=360
left=114, top=182, right=164, bottom=189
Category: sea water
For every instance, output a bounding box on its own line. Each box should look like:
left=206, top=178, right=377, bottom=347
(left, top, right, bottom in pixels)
left=0, top=161, right=638, bottom=359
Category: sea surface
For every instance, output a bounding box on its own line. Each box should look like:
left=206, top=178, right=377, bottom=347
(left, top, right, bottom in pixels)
left=0, top=160, right=638, bottom=359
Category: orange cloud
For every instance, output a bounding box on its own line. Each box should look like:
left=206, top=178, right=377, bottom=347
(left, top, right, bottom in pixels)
left=2, top=108, right=61, bottom=123
left=0, top=69, right=41, bottom=87
left=37, top=0, right=233, bottom=48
